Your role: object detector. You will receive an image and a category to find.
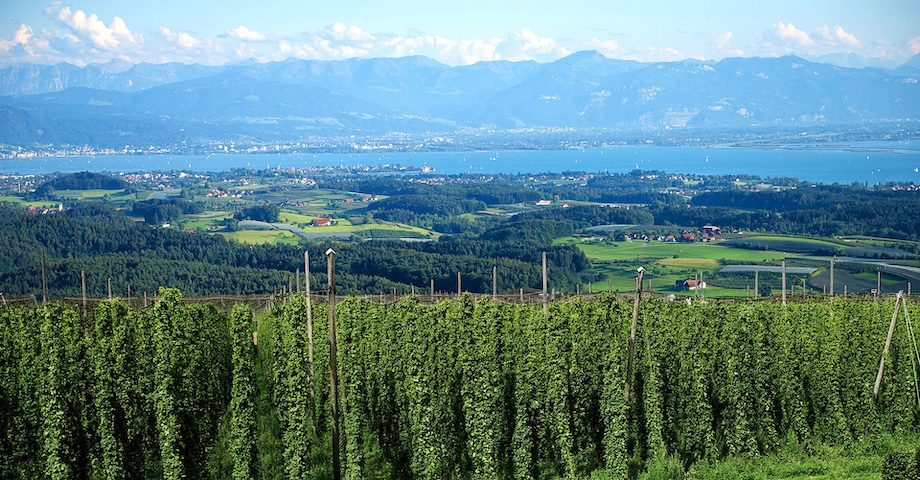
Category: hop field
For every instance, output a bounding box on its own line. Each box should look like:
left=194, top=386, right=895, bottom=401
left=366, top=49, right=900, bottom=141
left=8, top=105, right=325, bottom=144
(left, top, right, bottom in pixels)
left=2, top=292, right=918, bottom=479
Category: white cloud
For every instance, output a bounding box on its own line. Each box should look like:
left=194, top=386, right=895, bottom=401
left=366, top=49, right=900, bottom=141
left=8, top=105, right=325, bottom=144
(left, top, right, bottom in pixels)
left=380, top=34, right=502, bottom=64
left=715, top=31, right=744, bottom=57
left=816, top=25, right=860, bottom=47
left=272, top=23, right=506, bottom=65
left=908, top=37, right=920, bottom=55
left=326, top=22, right=374, bottom=43
left=773, top=22, right=814, bottom=46
left=43, top=2, right=142, bottom=51
left=508, top=27, right=557, bottom=60
left=161, top=27, right=199, bottom=50
left=583, top=38, right=683, bottom=62
left=228, top=25, right=266, bottom=42
left=586, top=38, right=624, bottom=57
left=14, top=24, right=34, bottom=45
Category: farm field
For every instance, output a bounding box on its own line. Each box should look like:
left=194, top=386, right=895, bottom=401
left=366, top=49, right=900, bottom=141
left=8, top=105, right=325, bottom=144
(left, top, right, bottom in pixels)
left=558, top=238, right=791, bottom=263
left=53, top=188, right=126, bottom=199
left=218, top=229, right=301, bottom=245
left=558, top=237, right=814, bottom=297
left=0, top=196, right=58, bottom=207
left=182, top=212, right=232, bottom=230
left=721, top=235, right=847, bottom=255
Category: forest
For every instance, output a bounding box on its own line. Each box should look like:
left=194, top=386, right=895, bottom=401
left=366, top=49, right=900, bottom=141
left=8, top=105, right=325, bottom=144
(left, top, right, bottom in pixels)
left=1, top=292, right=918, bottom=479
left=0, top=204, right=597, bottom=298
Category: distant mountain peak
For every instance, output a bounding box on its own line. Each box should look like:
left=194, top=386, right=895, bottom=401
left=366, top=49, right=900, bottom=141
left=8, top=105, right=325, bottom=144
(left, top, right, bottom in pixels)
left=904, top=53, right=920, bottom=69
left=0, top=53, right=916, bottom=144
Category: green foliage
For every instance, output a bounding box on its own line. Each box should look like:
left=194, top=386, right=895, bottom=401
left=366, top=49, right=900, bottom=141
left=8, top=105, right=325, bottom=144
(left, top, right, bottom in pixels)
left=229, top=304, right=256, bottom=480
left=33, top=171, right=128, bottom=197
left=237, top=204, right=281, bottom=223
left=1, top=293, right=918, bottom=479
left=133, top=198, right=203, bottom=224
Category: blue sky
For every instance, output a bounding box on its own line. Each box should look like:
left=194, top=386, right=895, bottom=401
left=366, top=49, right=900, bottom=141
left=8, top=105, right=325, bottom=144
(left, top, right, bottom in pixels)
left=1, top=0, right=918, bottom=66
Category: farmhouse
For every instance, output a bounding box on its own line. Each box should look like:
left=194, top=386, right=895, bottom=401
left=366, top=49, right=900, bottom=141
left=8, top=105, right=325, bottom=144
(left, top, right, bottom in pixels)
left=700, top=225, right=722, bottom=236
left=312, top=217, right=332, bottom=226
left=675, top=279, right=707, bottom=290
left=536, top=199, right=552, bottom=206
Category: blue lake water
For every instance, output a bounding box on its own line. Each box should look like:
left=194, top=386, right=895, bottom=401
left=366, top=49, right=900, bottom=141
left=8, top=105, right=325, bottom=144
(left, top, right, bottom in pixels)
left=2, top=141, right=920, bottom=184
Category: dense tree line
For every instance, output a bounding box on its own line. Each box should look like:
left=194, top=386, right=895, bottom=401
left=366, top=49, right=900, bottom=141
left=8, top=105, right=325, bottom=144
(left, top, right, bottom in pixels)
left=371, top=194, right=485, bottom=217
left=236, top=204, right=281, bottom=223
left=0, top=204, right=597, bottom=298
left=684, top=188, right=920, bottom=240
left=512, top=205, right=656, bottom=228
left=131, top=198, right=203, bottom=224
left=32, top=171, right=128, bottom=197
left=369, top=194, right=486, bottom=227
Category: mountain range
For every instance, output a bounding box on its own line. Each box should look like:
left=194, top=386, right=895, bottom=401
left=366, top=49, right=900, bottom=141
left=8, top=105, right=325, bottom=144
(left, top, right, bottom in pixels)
left=1, top=51, right=918, bottom=148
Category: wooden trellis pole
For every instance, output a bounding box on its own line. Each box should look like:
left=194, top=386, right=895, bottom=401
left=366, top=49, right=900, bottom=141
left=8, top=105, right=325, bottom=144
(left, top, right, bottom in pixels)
left=874, top=291, right=903, bottom=403
left=625, top=267, right=645, bottom=400
left=542, top=251, right=548, bottom=315
left=41, top=249, right=48, bottom=303
left=902, top=296, right=920, bottom=407
left=492, top=265, right=497, bottom=300
left=305, top=250, right=316, bottom=436
left=782, top=261, right=787, bottom=305
left=326, top=248, right=341, bottom=480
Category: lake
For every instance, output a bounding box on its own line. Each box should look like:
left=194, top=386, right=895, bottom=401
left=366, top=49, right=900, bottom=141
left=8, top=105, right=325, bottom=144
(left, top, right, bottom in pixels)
left=2, top=141, right=919, bottom=184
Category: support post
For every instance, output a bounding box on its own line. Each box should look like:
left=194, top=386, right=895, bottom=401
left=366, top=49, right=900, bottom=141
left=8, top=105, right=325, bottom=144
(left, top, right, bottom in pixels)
left=107, top=277, right=112, bottom=300
left=457, top=272, right=462, bottom=298
left=492, top=265, right=497, bottom=300
left=305, top=250, right=316, bottom=436
left=878, top=271, right=882, bottom=300
left=781, top=261, right=787, bottom=305
left=326, top=248, right=341, bottom=480
left=874, top=292, right=903, bottom=402
left=830, top=260, right=835, bottom=296
left=296, top=268, right=301, bottom=293
left=542, top=251, right=548, bottom=315
left=144, top=291, right=147, bottom=308
left=81, top=270, right=87, bottom=313
left=625, top=267, right=645, bottom=400
left=41, top=249, right=48, bottom=303
left=755, top=271, right=759, bottom=298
